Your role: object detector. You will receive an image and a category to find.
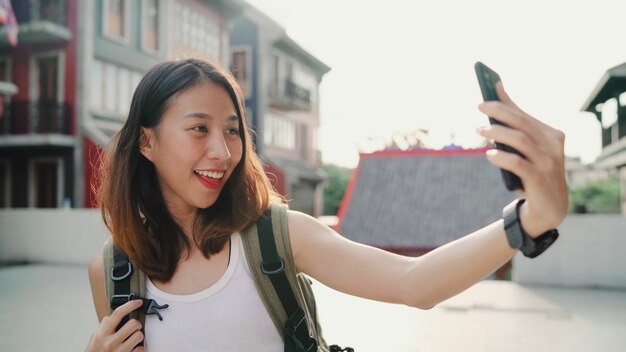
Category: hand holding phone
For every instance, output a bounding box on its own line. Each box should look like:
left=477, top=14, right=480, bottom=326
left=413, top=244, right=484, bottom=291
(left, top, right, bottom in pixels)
left=474, top=61, right=524, bottom=191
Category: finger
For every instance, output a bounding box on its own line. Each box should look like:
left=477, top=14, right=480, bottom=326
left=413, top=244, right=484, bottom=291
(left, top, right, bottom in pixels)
left=119, top=330, right=144, bottom=352
left=484, top=148, right=534, bottom=181
left=478, top=101, right=544, bottom=140
left=478, top=125, right=544, bottom=163
left=104, top=299, right=143, bottom=333
left=494, top=82, right=520, bottom=110
left=114, top=319, right=142, bottom=346
left=132, top=347, right=145, bottom=352
left=496, top=82, right=553, bottom=131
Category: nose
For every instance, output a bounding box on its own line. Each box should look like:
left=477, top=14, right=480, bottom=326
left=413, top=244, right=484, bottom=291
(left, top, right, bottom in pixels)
left=206, top=131, right=231, bottom=162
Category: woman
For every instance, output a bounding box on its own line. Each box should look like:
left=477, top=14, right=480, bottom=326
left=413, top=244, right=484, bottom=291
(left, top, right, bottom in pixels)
left=85, top=58, right=568, bottom=351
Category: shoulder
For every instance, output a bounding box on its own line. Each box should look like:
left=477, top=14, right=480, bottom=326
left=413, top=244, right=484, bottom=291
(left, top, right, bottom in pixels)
left=285, top=209, right=336, bottom=270
left=88, top=246, right=110, bottom=322
left=89, top=249, right=104, bottom=284
left=286, top=209, right=328, bottom=240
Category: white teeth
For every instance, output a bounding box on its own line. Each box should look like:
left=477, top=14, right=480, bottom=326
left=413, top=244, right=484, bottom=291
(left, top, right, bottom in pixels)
left=194, top=170, right=224, bottom=178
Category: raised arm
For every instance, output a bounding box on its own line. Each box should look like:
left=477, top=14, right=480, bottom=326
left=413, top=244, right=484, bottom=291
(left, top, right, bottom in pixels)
left=289, top=83, right=568, bottom=309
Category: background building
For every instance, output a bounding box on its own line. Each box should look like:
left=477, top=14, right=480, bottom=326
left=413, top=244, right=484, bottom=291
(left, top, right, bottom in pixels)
left=80, top=0, right=241, bottom=207
left=230, top=3, right=331, bottom=216
left=0, top=0, right=330, bottom=215
left=0, top=0, right=77, bottom=208
left=581, top=61, right=626, bottom=215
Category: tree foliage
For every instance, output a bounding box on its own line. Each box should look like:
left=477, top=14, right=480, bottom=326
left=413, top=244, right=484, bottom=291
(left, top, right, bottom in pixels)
left=321, top=163, right=353, bottom=216
left=569, top=176, right=621, bottom=214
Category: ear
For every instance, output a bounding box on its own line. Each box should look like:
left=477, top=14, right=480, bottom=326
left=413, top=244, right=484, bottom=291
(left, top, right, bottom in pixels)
left=139, top=127, right=156, bottom=162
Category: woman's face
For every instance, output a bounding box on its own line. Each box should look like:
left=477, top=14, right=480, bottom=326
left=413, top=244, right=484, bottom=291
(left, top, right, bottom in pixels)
left=140, top=80, right=243, bottom=217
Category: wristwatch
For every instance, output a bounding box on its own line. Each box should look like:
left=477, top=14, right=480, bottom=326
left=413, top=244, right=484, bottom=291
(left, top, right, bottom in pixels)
left=502, top=198, right=559, bottom=258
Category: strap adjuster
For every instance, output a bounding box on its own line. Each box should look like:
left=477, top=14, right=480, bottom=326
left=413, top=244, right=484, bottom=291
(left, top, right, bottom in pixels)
left=261, top=258, right=285, bottom=275
left=285, top=308, right=306, bottom=332
left=285, top=309, right=318, bottom=352
left=111, top=262, right=133, bottom=281
left=304, top=337, right=318, bottom=352
left=110, top=293, right=136, bottom=309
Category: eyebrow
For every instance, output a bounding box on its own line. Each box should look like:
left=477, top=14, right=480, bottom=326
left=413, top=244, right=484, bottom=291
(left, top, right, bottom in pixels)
left=184, top=112, right=238, bottom=122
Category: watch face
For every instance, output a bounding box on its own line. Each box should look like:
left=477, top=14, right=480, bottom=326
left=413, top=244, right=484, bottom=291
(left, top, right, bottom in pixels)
left=503, top=200, right=524, bottom=250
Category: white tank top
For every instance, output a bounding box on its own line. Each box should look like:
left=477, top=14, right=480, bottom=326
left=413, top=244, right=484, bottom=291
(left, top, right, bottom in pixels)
left=144, top=232, right=283, bottom=351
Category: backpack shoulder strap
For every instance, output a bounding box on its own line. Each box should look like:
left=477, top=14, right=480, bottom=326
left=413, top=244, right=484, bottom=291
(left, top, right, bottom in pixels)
left=241, top=204, right=293, bottom=336
left=241, top=204, right=323, bottom=351
left=103, top=240, right=166, bottom=331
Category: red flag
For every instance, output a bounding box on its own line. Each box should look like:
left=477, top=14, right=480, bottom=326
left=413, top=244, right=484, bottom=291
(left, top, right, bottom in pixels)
left=0, top=0, right=18, bottom=46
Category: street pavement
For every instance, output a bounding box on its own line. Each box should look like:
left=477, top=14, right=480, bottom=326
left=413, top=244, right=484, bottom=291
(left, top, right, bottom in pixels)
left=1, top=264, right=624, bottom=351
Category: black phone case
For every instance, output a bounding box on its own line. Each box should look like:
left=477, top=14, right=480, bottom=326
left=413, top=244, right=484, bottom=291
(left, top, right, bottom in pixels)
left=474, top=61, right=524, bottom=191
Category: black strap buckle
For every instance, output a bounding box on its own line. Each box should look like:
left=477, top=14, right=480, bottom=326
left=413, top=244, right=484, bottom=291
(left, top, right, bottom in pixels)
left=111, top=262, right=133, bottom=281
left=303, top=337, right=318, bottom=352
left=261, top=258, right=285, bottom=275
left=110, top=293, right=169, bottom=321
left=110, top=293, right=136, bottom=309
left=144, top=300, right=169, bottom=321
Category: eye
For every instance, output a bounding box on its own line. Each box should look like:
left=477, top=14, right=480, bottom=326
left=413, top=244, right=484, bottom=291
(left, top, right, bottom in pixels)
left=226, top=127, right=240, bottom=136
left=191, top=125, right=208, bottom=133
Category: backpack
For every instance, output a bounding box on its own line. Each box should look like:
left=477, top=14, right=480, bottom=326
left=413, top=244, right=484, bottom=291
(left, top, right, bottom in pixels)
left=103, top=203, right=353, bottom=352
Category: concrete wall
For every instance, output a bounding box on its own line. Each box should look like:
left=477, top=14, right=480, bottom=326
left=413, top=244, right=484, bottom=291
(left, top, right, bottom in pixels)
left=513, top=214, right=626, bottom=289
left=1, top=210, right=624, bottom=290
left=0, top=209, right=109, bottom=265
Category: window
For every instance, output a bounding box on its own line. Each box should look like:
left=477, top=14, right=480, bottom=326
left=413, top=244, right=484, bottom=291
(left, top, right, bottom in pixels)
left=231, top=48, right=251, bottom=98
left=174, top=3, right=221, bottom=60
left=293, top=66, right=317, bottom=94
left=29, top=158, right=63, bottom=208
left=0, top=57, right=12, bottom=133
left=0, top=160, right=10, bottom=207
left=131, top=72, right=142, bottom=95
left=300, top=125, right=309, bottom=160
left=265, top=112, right=295, bottom=150
left=117, top=67, right=130, bottom=115
left=90, top=60, right=103, bottom=110
left=142, top=0, right=159, bottom=51
left=104, top=63, right=117, bottom=112
left=30, top=51, right=65, bottom=133
left=90, top=59, right=143, bottom=118
left=0, top=59, right=8, bottom=81
left=104, top=0, right=127, bottom=40
left=271, top=55, right=279, bottom=97
left=270, top=55, right=317, bottom=105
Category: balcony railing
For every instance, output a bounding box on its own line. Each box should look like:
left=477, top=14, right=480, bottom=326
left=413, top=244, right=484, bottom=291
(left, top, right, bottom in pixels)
left=271, top=80, right=312, bottom=111
left=0, top=100, right=72, bottom=135
left=286, top=80, right=311, bottom=105
left=15, top=0, right=67, bottom=26
left=8, top=0, right=70, bottom=44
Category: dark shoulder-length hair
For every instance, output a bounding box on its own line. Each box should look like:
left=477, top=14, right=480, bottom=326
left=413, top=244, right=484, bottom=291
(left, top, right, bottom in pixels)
left=98, top=58, right=282, bottom=282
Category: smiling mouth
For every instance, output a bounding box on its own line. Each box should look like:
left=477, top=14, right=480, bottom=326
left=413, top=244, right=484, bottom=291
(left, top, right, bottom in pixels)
left=194, top=170, right=225, bottom=178
left=194, top=170, right=225, bottom=189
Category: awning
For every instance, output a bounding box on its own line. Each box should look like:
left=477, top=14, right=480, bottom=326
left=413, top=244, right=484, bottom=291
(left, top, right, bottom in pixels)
left=264, top=156, right=325, bottom=183
left=581, top=62, right=626, bottom=114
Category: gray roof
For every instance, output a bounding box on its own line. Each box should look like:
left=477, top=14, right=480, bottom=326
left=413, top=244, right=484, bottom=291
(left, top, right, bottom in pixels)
left=338, top=149, right=516, bottom=249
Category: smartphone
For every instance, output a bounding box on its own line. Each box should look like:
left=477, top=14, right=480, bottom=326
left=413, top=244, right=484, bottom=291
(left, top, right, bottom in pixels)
left=474, top=61, right=524, bottom=191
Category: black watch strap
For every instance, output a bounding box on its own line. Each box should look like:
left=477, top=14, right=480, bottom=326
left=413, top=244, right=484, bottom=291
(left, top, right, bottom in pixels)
left=502, top=198, right=559, bottom=258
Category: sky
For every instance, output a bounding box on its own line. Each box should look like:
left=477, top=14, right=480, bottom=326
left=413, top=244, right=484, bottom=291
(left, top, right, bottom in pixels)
left=246, top=0, right=626, bottom=168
